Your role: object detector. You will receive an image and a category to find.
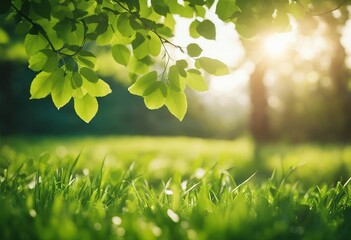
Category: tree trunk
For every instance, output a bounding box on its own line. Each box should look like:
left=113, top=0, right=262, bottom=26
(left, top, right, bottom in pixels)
left=0, top=61, right=14, bottom=135
left=325, top=14, right=351, bottom=141
left=249, top=60, right=270, bottom=141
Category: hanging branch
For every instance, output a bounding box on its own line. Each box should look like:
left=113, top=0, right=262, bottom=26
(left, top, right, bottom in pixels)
left=11, top=3, right=86, bottom=57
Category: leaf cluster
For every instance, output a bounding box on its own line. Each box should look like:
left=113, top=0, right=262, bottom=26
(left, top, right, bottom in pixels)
left=0, top=0, right=333, bottom=121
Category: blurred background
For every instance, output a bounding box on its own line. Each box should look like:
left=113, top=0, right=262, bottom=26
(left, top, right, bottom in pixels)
left=1, top=8, right=351, bottom=143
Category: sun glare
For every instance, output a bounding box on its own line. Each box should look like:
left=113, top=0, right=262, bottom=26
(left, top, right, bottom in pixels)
left=172, top=12, right=247, bottom=110
left=173, top=12, right=244, bottom=67
left=262, top=33, right=294, bottom=58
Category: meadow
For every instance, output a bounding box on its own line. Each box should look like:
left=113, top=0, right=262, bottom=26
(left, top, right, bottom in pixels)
left=1, top=136, right=351, bottom=239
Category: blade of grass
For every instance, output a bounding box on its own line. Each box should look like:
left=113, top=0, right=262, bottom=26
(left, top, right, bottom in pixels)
left=231, top=171, right=257, bottom=194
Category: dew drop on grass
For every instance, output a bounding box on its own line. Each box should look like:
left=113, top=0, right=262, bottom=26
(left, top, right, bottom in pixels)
left=122, top=207, right=128, bottom=213
left=29, top=209, right=37, bottom=217
left=28, top=176, right=41, bottom=189
left=181, top=181, right=187, bottom=191
left=28, top=180, right=36, bottom=189
left=167, top=209, right=179, bottom=223
left=194, top=168, right=206, bottom=179
left=165, top=189, right=173, bottom=195
left=112, top=216, right=122, bottom=225
left=83, top=168, right=89, bottom=176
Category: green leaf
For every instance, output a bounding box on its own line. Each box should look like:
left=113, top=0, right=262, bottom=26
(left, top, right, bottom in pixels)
left=24, top=33, right=48, bottom=56
left=129, top=16, right=144, bottom=31
left=74, top=94, right=98, bottom=123
left=151, top=0, right=169, bottom=16
left=72, top=86, right=87, bottom=99
left=176, top=60, right=188, bottom=77
left=156, top=25, right=174, bottom=38
left=148, top=31, right=161, bottom=57
left=65, top=58, right=78, bottom=72
left=83, top=79, right=112, bottom=97
left=96, top=25, right=113, bottom=46
left=165, top=88, right=187, bottom=121
left=185, top=69, right=208, bottom=91
left=132, top=33, right=148, bottom=59
left=77, top=50, right=96, bottom=69
left=15, top=21, right=32, bottom=35
left=189, top=20, right=201, bottom=38
left=206, top=0, right=215, bottom=8
left=168, top=65, right=186, bottom=91
left=194, top=5, right=206, bottom=18
left=128, top=56, right=149, bottom=74
left=54, top=20, right=84, bottom=46
left=71, top=72, right=83, bottom=89
left=51, top=71, right=73, bottom=109
left=196, top=57, right=229, bottom=76
left=164, top=14, right=176, bottom=30
left=80, top=67, right=99, bottom=83
left=215, top=0, right=240, bottom=21
left=128, top=71, right=158, bottom=96
left=143, top=82, right=167, bottom=109
left=187, top=43, right=202, bottom=57
left=94, top=13, right=109, bottom=36
left=30, top=72, right=52, bottom=99
left=196, top=19, right=216, bottom=40
left=36, top=20, right=64, bottom=50
left=117, top=13, right=135, bottom=37
left=30, top=69, right=64, bottom=99
left=32, top=0, right=51, bottom=19
left=112, top=44, right=131, bottom=66
left=169, top=2, right=193, bottom=17
left=28, top=49, right=58, bottom=72
left=126, top=0, right=140, bottom=11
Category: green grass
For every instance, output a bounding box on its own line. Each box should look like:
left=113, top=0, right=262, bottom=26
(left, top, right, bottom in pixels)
left=1, top=136, right=351, bottom=239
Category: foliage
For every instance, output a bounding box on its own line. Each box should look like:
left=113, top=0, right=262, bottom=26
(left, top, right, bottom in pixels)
left=1, top=136, right=351, bottom=239
left=1, top=0, right=343, bottom=122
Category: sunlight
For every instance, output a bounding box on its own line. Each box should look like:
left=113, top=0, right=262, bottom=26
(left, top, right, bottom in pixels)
left=172, top=11, right=248, bottom=120
left=262, top=32, right=294, bottom=58
left=173, top=13, right=244, bottom=68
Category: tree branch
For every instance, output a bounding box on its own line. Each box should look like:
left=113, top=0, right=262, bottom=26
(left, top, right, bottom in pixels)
left=11, top=3, right=57, bottom=52
left=295, top=0, right=349, bottom=16
left=113, top=1, right=185, bottom=55
left=11, top=2, right=86, bottom=57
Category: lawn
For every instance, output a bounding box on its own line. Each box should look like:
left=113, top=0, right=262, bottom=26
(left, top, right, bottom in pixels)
left=1, top=136, right=351, bottom=239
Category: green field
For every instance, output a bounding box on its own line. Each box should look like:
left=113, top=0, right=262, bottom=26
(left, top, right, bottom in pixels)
left=1, top=136, right=351, bottom=239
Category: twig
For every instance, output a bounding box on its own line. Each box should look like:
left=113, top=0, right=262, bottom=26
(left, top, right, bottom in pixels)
left=11, top=2, right=86, bottom=57
left=113, top=0, right=185, bottom=55
left=11, top=3, right=57, bottom=52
